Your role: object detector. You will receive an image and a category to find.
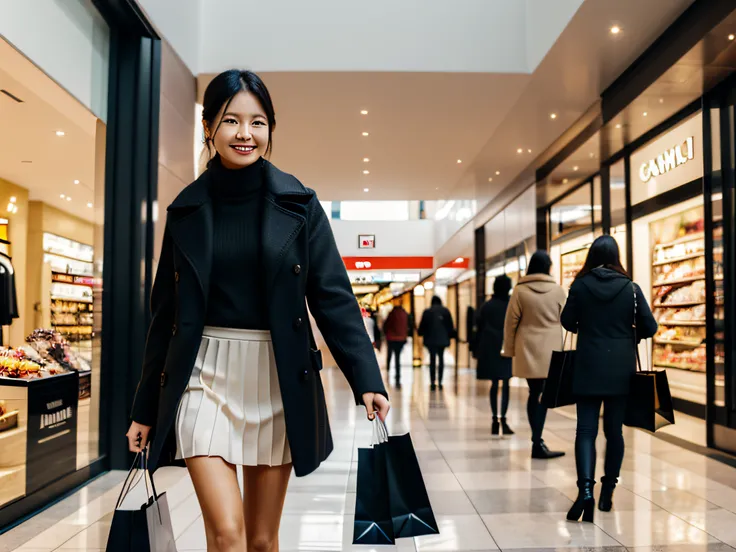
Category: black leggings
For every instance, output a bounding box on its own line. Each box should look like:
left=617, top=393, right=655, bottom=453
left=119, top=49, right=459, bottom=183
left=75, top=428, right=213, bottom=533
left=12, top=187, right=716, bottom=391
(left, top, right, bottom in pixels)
left=526, top=378, right=548, bottom=444
left=575, top=396, right=628, bottom=483
left=490, top=379, right=510, bottom=418
left=428, top=347, right=446, bottom=384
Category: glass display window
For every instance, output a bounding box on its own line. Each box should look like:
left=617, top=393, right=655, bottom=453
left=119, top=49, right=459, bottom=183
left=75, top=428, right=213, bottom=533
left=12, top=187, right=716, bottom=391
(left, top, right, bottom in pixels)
left=550, top=183, right=593, bottom=241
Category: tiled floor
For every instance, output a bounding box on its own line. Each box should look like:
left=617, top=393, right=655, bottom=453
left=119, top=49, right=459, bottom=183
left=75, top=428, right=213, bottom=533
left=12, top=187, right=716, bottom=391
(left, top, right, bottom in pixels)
left=2, top=360, right=736, bottom=551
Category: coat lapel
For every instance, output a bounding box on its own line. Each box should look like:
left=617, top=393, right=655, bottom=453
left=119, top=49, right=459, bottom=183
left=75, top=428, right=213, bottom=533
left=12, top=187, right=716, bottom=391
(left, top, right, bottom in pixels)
left=167, top=172, right=213, bottom=300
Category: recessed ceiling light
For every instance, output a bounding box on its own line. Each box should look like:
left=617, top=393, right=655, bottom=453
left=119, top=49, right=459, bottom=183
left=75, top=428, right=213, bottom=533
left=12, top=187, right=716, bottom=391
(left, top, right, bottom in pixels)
left=517, top=148, right=523, bottom=154
left=363, top=188, right=369, bottom=192
left=528, top=149, right=532, bottom=154
left=360, top=110, right=369, bottom=115
left=659, top=98, right=664, bottom=103
left=573, top=166, right=579, bottom=171
left=563, top=178, right=569, bottom=184
left=488, top=177, right=493, bottom=182
left=363, top=157, right=370, bottom=162
left=729, top=34, right=735, bottom=41
left=457, top=159, right=462, bottom=164
left=60, top=194, right=65, bottom=199
left=87, top=202, right=93, bottom=208
left=55, top=131, right=65, bottom=137
left=615, top=124, right=621, bottom=129
left=362, top=132, right=369, bottom=137
left=550, top=113, right=557, bottom=119
left=590, top=153, right=595, bottom=158
left=74, top=179, right=80, bottom=184
left=9, top=197, right=16, bottom=204
left=363, top=170, right=370, bottom=175
left=610, top=25, right=621, bottom=35
left=643, top=112, right=648, bottom=117
left=66, top=196, right=72, bottom=202
left=496, top=170, right=500, bottom=175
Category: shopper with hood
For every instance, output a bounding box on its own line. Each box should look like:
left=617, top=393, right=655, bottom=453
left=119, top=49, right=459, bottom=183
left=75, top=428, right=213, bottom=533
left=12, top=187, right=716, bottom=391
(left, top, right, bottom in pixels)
left=476, top=274, right=514, bottom=437
left=383, top=304, right=410, bottom=388
left=418, top=295, right=456, bottom=390
left=502, top=251, right=566, bottom=459
left=561, top=235, right=657, bottom=522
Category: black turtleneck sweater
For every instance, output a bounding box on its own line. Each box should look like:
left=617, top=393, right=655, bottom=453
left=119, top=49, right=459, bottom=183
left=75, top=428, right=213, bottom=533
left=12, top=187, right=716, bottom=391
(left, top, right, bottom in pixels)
left=205, top=156, right=268, bottom=330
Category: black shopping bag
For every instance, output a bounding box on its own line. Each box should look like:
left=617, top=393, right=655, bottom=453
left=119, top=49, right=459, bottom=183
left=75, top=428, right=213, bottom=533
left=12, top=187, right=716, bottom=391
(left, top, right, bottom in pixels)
left=105, top=452, right=177, bottom=552
left=353, top=446, right=395, bottom=544
left=542, top=332, right=576, bottom=408
left=384, top=432, right=439, bottom=538
left=624, top=369, right=675, bottom=432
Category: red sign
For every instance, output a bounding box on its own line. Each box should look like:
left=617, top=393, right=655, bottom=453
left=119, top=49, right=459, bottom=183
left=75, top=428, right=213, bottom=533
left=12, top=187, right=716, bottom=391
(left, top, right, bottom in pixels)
left=343, top=256, right=434, bottom=270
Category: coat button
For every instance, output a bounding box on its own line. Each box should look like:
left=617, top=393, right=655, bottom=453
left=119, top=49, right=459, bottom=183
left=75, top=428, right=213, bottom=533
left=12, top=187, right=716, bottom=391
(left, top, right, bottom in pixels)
left=160, top=372, right=167, bottom=387
left=171, top=324, right=177, bottom=336
left=294, top=317, right=303, bottom=329
left=174, top=271, right=180, bottom=282
left=293, top=264, right=301, bottom=275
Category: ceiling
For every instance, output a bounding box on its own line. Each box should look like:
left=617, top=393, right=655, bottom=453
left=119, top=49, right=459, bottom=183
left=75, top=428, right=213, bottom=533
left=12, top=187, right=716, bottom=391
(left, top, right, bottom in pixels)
left=198, top=0, right=696, bottom=205
left=0, top=38, right=99, bottom=223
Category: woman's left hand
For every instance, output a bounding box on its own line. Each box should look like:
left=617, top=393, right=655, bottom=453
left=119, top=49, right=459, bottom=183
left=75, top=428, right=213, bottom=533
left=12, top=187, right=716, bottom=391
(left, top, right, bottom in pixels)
left=362, top=392, right=390, bottom=422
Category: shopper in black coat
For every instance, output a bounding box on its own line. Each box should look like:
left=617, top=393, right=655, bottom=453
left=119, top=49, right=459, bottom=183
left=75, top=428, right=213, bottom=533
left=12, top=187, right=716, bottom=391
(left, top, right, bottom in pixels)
left=561, top=235, right=657, bottom=522
left=418, top=295, right=456, bottom=390
left=125, top=70, right=390, bottom=550
left=476, top=275, right=514, bottom=436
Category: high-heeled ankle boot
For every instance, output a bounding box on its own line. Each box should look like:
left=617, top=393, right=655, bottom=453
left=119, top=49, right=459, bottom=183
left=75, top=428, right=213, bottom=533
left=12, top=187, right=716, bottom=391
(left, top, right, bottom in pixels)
left=567, top=480, right=595, bottom=522
left=598, top=477, right=617, bottom=512
left=491, top=417, right=500, bottom=437
left=501, top=418, right=514, bottom=436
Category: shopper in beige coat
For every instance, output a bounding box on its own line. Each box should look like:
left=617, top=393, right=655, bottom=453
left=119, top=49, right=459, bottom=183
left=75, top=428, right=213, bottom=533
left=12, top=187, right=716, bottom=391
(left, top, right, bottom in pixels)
left=502, top=250, right=566, bottom=459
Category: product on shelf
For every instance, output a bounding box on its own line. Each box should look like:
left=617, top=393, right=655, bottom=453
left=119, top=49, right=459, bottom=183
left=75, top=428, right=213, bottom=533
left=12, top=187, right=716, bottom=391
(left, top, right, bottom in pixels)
left=560, top=248, right=588, bottom=289
left=655, top=304, right=706, bottom=324
left=653, top=344, right=706, bottom=372
left=0, top=346, right=62, bottom=380
left=654, top=281, right=705, bottom=305
left=652, top=256, right=705, bottom=284
left=0, top=400, right=18, bottom=432
left=25, top=329, right=91, bottom=373
left=654, top=325, right=705, bottom=346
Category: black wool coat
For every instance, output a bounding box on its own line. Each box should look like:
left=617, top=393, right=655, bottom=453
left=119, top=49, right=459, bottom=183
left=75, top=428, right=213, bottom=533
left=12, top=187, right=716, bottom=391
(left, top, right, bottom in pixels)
left=130, top=160, right=388, bottom=476
left=561, top=268, right=658, bottom=397
left=475, top=297, right=512, bottom=380
left=418, top=305, right=455, bottom=349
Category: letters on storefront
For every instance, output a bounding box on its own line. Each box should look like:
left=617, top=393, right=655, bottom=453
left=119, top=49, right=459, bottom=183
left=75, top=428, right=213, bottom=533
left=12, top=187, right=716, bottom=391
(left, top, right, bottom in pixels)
left=639, top=136, right=695, bottom=183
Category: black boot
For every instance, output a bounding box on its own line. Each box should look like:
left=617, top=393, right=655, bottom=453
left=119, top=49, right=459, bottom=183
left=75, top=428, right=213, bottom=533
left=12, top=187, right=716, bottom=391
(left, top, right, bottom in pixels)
left=491, top=417, right=500, bottom=437
left=532, top=441, right=565, bottom=459
left=567, top=480, right=595, bottom=522
left=598, top=477, right=617, bottom=512
left=501, top=418, right=514, bottom=436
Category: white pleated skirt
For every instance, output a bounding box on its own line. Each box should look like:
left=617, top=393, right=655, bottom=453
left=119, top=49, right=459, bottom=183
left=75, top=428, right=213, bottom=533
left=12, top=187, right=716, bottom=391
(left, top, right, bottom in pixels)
left=174, top=326, right=292, bottom=466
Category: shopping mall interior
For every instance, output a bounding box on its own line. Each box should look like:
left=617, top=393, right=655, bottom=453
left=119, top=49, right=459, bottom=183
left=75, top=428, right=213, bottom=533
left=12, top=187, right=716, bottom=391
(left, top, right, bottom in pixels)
left=3, top=0, right=736, bottom=550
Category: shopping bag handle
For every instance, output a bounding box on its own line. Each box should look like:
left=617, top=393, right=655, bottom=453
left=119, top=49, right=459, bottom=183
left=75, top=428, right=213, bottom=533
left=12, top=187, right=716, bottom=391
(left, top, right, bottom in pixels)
left=113, top=448, right=160, bottom=511
left=632, top=282, right=653, bottom=373
left=371, top=415, right=389, bottom=446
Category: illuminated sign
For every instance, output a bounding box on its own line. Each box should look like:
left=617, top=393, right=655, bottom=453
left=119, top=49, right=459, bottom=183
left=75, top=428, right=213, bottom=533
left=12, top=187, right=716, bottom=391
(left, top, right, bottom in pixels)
left=639, top=136, right=694, bottom=183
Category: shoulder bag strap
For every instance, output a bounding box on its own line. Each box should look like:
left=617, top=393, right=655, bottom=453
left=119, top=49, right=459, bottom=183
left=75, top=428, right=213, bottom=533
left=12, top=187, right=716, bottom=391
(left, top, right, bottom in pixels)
left=633, top=282, right=643, bottom=372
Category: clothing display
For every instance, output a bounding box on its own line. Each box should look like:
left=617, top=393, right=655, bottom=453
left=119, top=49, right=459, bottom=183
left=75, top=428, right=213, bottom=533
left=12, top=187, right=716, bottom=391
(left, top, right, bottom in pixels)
left=205, top=156, right=267, bottom=330
left=0, top=251, right=19, bottom=328
left=175, top=326, right=291, bottom=466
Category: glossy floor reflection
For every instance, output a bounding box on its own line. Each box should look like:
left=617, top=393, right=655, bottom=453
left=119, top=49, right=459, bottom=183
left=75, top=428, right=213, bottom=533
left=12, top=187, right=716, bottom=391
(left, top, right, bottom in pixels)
left=3, top=363, right=736, bottom=551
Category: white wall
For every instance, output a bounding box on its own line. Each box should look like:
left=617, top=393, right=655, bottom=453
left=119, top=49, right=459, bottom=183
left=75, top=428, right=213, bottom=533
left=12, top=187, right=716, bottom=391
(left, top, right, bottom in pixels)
left=525, top=0, right=584, bottom=70
left=135, top=0, right=201, bottom=74
left=0, top=0, right=109, bottom=121
left=330, top=219, right=435, bottom=257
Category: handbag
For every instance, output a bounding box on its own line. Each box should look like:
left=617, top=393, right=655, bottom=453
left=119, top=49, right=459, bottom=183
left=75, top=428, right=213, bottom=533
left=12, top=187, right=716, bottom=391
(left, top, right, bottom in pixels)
left=541, top=331, right=576, bottom=408
left=624, top=283, right=675, bottom=432
left=105, top=451, right=177, bottom=552
left=353, top=418, right=439, bottom=544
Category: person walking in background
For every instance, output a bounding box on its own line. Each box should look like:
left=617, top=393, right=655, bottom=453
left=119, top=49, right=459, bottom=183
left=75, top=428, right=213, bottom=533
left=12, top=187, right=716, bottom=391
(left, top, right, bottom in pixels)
left=503, top=251, right=566, bottom=459
left=419, top=295, right=456, bottom=391
left=383, top=304, right=409, bottom=388
left=561, top=236, right=657, bottom=522
left=476, top=275, right=514, bottom=437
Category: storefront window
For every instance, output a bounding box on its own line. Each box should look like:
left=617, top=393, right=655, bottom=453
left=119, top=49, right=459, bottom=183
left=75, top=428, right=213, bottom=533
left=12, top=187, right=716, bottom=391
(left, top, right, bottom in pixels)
left=593, top=176, right=603, bottom=228
left=611, top=160, right=626, bottom=227
left=0, top=37, right=106, bottom=510
left=550, top=183, right=592, bottom=241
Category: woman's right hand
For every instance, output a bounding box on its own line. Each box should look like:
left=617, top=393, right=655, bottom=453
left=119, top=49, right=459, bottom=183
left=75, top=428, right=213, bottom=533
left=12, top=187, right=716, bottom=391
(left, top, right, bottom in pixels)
left=126, top=421, right=152, bottom=453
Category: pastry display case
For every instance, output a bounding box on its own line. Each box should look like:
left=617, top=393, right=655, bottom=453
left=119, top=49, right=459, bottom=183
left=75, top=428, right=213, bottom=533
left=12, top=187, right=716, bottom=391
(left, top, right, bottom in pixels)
left=560, top=247, right=588, bottom=289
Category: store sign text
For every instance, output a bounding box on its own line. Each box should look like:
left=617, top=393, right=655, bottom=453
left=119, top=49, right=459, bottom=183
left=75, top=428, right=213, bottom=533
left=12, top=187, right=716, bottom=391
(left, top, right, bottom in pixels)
left=639, top=136, right=694, bottom=183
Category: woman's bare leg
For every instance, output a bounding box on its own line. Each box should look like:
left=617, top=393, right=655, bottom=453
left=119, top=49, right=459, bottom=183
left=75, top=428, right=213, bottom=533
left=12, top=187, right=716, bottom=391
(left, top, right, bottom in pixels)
left=242, top=463, right=292, bottom=552
left=187, top=456, right=245, bottom=552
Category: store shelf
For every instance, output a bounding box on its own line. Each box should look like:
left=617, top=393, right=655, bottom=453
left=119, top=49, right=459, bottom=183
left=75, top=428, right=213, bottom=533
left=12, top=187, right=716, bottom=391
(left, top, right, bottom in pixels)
left=652, top=276, right=705, bottom=287
left=652, top=251, right=704, bottom=267
left=51, top=296, right=93, bottom=304
left=657, top=320, right=706, bottom=326
left=654, top=339, right=703, bottom=347
left=654, top=231, right=704, bottom=248
left=653, top=302, right=705, bottom=308
left=654, top=362, right=705, bottom=371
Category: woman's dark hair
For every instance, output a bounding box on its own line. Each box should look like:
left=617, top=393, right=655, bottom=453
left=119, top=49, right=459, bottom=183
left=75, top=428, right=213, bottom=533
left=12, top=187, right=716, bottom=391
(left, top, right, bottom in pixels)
left=431, top=296, right=442, bottom=306
left=202, top=70, right=276, bottom=165
left=526, top=250, right=553, bottom=276
left=493, top=274, right=512, bottom=298
left=575, top=235, right=629, bottom=280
